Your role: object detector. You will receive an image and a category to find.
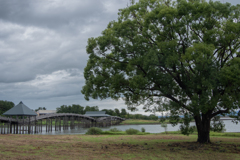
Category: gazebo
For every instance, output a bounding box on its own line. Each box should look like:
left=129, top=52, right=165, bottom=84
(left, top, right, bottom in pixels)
left=3, top=101, right=37, bottom=134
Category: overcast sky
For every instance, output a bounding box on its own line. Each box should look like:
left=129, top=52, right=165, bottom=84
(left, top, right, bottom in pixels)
left=0, top=0, right=238, bottom=114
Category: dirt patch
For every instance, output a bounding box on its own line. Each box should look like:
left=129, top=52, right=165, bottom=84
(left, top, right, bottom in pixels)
left=166, top=142, right=240, bottom=153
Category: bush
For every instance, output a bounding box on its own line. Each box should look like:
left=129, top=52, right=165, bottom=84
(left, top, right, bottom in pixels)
left=125, top=128, right=139, bottom=135
left=109, top=128, right=121, bottom=132
left=141, top=127, right=145, bottom=132
left=85, top=127, right=103, bottom=135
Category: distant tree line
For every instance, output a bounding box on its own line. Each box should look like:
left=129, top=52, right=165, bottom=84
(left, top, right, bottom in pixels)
left=0, top=100, right=15, bottom=115
left=56, top=104, right=99, bottom=114
left=102, top=108, right=158, bottom=120
left=56, top=104, right=158, bottom=120
left=0, top=101, right=158, bottom=120
left=35, top=107, right=47, bottom=112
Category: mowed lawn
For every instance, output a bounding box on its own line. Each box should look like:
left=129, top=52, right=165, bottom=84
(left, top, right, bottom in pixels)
left=120, top=119, right=160, bottom=124
left=0, top=134, right=240, bottom=160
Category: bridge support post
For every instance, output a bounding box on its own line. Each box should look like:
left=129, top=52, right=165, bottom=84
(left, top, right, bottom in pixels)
left=28, top=116, right=31, bottom=134
left=50, top=118, right=51, bottom=132
left=16, top=116, right=18, bottom=134
left=34, top=116, right=37, bottom=134
left=41, top=119, right=42, bottom=133
left=10, top=116, right=12, bottom=134
left=22, top=117, right=24, bottom=134
left=55, top=117, right=57, bottom=131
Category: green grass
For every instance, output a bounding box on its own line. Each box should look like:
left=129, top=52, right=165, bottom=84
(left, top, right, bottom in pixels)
left=120, top=119, right=160, bottom=124
left=101, top=131, right=151, bottom=135
left=210, top=132, right=240, bottom=137
left=0, top=134, right=240, bottom=160
left=160, top=131, right=240, bottom=137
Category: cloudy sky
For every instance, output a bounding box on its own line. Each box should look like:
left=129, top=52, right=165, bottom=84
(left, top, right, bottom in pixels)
left=0, top=0, right=238, bottom=114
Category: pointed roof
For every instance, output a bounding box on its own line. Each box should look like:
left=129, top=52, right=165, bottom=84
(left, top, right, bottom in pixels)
left=3, top=101, right=37, bottom=116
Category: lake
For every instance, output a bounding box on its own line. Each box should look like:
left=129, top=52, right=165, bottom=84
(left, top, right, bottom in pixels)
left=37, top=120, right=240, bottom=135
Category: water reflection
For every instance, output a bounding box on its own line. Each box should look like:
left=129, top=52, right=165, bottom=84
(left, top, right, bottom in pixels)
left=37, top=120, right=239, bottom=135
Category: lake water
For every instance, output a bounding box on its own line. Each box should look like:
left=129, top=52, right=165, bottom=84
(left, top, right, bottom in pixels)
left=37, top=120, right=240, bottom=135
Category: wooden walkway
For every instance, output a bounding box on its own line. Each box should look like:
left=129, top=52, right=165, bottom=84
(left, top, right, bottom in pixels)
left=0, top=113, right=125, bottom=134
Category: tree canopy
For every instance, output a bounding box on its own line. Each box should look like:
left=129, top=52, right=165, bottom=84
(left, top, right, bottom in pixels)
left=0, top=100, right=15, bottom=115
left=35, top=107, right=47, bottom=112
left=56, top=104, right=99, bottom=114
left=82, top=0, right=240, bottom=143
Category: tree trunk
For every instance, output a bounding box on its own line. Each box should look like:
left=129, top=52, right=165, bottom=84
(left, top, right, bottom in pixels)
left=194, top=114, right=211, bottom=143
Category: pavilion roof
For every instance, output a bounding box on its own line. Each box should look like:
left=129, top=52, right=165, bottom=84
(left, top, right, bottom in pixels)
left=3, top=101, right=37, bottom=116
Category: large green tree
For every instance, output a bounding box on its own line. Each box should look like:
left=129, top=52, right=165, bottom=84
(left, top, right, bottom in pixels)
left=82, top=0, right=240, bottom=143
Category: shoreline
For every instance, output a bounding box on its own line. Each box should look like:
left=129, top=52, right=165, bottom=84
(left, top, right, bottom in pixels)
left=120, top=119, right=236, bottom=125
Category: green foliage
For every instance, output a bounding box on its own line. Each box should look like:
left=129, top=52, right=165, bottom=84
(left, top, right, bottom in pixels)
left=179, top=114, right=195, bottom=136
left=109, top=127, right=122, bottom=132
left=141, top=127, right=146, bottom=132
left=121, top=108, right=127, bottom=117
left=101, top=108, right=158, bottom=120
left=0, top=100, right=15, bottom=115
left=82, top=0, right=240, bottom=143
left=35, top=107, right=46, bottom=112
left=128, top=114, right=158, bottom=120
left=85, top=105, right=99, bottom=113
left=136, top=132, right=150, bottom=135
left=125, top=128, right=140, bottom=135
left=210, top=132, right=240, bottom=137
left=57, top=104, right=98, bottom=114
left=114, top=108, right=121, bottom=116
left=85, top=127, right=103, bottom=135
left=210, top=116, right=226, bottom=132
left=101, top=131, right=126, bottom=135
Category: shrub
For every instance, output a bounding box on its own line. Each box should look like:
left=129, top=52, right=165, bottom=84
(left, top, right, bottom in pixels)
left=125, top=128, right=139, bottom=135
left=85, top=127, right=103, bottom=135
left=109, top=128, right=121, bottom=132
left=141, top=127, right=145, bottom=132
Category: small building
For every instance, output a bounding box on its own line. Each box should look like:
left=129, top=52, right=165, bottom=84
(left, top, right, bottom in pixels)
left=3, top=101, right=37, bottom=134
left=84, top=111, right=110, bottom=118
left=37, top=110, right=56, bottom=116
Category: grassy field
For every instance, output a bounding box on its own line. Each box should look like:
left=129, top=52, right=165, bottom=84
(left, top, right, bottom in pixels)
left=120, top=119, right=160, bottom=124
left=0, top=133, right=240, bottom=160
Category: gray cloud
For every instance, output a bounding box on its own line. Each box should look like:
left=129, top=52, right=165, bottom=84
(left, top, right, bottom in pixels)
left=0, top=0, right=238, bottom=115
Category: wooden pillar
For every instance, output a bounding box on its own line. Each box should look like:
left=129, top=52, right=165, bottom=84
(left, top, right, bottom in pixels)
left=50, top=118, right=52, bottom=132
left=34, top=116, right=37, bottom=134
left=59, top=117, right=61, bottom=131
left=0, top=122, right=2, bottom=134
left=55, top=117, right=57, bottom=131
left=4, top=123, right=5, bottom=134
left=7, top=122, right=9, bottom=134
left=16, top=116, right=18, bottom=134
left=41, top=119, right=42, bottom=133
left=9, top=116, right=12, bottom=134
left=22, top=117, right=24, bottom=134
left=28, top=116, right=30, bottom=134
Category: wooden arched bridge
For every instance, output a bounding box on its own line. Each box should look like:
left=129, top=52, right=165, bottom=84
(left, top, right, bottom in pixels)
left=0, top=113, right=125, bottom=134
